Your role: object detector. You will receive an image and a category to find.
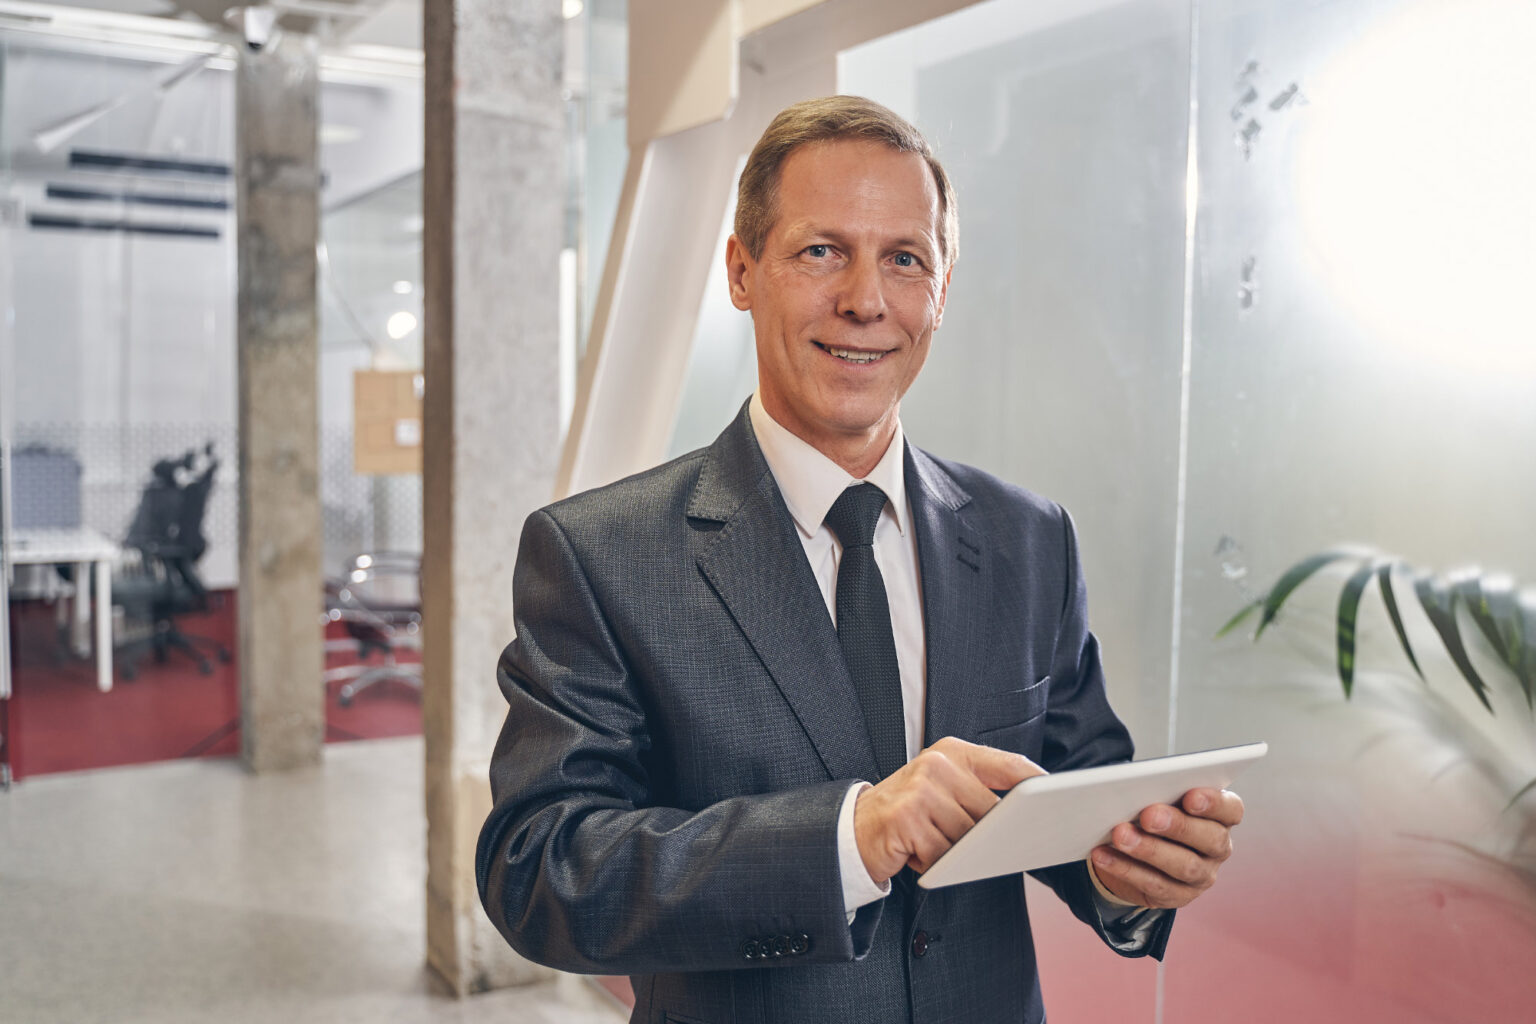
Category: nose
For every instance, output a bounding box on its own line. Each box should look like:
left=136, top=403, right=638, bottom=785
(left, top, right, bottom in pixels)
left=838, top=256, right=886, bottom=323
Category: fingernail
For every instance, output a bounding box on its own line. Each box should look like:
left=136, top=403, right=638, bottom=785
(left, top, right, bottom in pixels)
left=1190, top=793, right=1210, bottom=813
left=1092, top=849, right=1113, bottom=868
left=1146, top=808, right=1171, bottom=832
left=1116, top=830, right=1139, bottom=851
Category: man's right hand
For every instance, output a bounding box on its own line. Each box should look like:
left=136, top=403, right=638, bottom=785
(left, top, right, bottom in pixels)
left=853, top=737, right=1044, bottom=885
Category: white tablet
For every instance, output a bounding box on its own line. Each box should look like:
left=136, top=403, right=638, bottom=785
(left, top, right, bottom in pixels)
left=917, top=741, right=1268, bottom=889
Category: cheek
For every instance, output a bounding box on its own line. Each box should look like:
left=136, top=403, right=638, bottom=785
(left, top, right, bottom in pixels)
left=895, top=287, right=943, bottom=334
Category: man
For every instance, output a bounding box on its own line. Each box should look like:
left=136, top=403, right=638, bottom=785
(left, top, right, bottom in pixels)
left=478, top=96, right=1242, bottom=1024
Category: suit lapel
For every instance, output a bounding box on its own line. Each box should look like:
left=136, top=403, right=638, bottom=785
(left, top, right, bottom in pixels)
left=905, top=445, right=983, bottom=747
left=690, top=406, right=880, bottom=783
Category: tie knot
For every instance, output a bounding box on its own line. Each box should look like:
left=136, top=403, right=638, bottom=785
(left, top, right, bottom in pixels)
left=824, top=483, right=888, bottom=549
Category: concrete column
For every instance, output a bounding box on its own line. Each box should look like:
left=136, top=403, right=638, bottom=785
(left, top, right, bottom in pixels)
left=236, top=33, right=324, bottom=773
left=422, top=0, right=563, bottom=994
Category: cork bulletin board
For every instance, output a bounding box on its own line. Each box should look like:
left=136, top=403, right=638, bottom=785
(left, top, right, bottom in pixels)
left=353, top=370, right=424, bottom=474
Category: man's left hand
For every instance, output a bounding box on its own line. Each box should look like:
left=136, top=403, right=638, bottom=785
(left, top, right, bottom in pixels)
left=1089, top=787, right=1244, bottom=909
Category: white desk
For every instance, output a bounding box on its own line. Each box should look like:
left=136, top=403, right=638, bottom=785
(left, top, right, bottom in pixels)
left=5, top=527, right=119, bottom=692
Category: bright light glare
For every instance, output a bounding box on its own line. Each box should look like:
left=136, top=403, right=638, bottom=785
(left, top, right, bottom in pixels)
left=563, top=0, right=584, bottom=19
left=1294, top=0, right=1536, bottom=375
left=386, top=311, right=418, bottom=340
left=392, top=280, right=413, bottom=295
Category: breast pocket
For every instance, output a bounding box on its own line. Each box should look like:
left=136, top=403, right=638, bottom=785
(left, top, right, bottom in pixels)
left=975, top=675, right=1049, bottom=755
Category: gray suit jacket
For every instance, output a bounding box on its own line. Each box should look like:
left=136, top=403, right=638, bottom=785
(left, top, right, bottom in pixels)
left=478, top=405, right=1172, bottom=1024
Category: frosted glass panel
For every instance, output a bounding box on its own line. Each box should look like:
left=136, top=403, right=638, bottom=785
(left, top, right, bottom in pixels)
left=840, top=0, right=1536, bottom=1021
left=1169, top=1, right=1536, bottom=1021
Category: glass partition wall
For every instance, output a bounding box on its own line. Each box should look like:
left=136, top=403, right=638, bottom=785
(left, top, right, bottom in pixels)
left=0, top=17, right=429, bottom=777
left=1168, top=1, right=1536, bottom=1020
left=659, top=0, right=1536, bottom=1019
left=0, top=24, right=241, bottom=777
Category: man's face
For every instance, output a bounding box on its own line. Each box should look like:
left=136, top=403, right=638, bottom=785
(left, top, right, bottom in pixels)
left=727, top=139, right=951, bottom=468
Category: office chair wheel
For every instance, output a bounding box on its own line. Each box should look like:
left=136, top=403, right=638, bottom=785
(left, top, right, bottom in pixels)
left=197, top=659, right=213, bottom=675
left=217, top=649, right=233, bottom=664
left=338, top=688, right=355, bottom=707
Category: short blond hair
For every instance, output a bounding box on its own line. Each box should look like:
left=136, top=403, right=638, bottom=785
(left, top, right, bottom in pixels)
left=734, top=95, right=959, bottom=270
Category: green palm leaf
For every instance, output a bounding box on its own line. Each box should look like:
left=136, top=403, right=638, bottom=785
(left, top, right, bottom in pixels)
left=1480, top=579, right=1533, bottom=708
left=1336, top=562, right=1379, bottom=698
left=1415, top=574, right=1494, bottom=713
left=1216, top=597, right=1265, bottom=639
left=1454, top=573, right=1513, bottom=667
left=1520, top=595, right=1536, bottom=708
left=1506, top=776, right=1536, bottom=813
left=1376, top=561, right=1425, bottom=682
left=1255, top=549, right=1360, bottom=641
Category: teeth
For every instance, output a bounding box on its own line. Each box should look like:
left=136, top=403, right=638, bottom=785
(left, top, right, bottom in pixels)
left=826, top=346, right=885, bottom=364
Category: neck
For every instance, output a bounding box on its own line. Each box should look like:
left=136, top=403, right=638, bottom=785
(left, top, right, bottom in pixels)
left=818, top=426, right=897, bottom=479
left=759, top=395, right=899, bottom=479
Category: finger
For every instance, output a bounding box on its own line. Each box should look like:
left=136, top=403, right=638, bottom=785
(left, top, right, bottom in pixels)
left=908, top=819, right=959, bottom=873
left=946, top=766, right=1006, bottom=822
left=1180, top=787, right=1244, bottom=826
left=897, top=752, right=1007, bottom=835
left=928, top=792, right=985, bottom=844
left=1138, top=805, right=1235, bottom=862
left=940, top=738, right=1045, bottom=791
left=1091, top=845, right=1201, bottom=910
left=1110, top=823, right=1215, bottom=888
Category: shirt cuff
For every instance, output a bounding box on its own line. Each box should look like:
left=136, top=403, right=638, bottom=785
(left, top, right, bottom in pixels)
left=838, top=782, right=890, bottom=922
left=1085, top=856, right=1168, bottom=952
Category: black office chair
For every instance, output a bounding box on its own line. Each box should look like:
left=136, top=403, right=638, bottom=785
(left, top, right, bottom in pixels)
left=323, top=552, right=422, bottom=705
left=114, top=445, right=231, bottom=680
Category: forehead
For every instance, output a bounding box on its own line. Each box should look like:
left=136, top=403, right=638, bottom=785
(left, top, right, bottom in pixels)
left=772, top=139, right=941, bottom=240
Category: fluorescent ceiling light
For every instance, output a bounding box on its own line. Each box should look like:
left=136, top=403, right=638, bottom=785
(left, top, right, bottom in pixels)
left=387, top=311, right=418, bottom=340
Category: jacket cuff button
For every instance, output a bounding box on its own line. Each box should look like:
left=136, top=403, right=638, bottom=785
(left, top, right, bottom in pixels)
left=742, top=939, right=759, bottom=960
left=911, top=930, right=929, bottom=958
left=790, top=933, right=811, bottom=955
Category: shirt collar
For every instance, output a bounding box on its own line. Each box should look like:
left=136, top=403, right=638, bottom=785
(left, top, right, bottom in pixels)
left=749, top=391, right=909, bottom=541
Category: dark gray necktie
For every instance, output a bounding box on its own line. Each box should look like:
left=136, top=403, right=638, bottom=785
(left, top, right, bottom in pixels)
left=824, top=483, right=906, bottom=781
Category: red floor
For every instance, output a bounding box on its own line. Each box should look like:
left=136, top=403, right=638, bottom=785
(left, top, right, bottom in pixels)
left=3, top=590, right=421, bottom=780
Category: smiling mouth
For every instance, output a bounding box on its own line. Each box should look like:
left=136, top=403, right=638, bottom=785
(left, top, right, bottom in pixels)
left=813, top=342, right=888, bottom=365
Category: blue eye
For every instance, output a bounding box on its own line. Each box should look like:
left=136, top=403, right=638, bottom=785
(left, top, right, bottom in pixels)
left=806, top=244, right=829, bottom=258
left=893, top=252, right=915, bottom=267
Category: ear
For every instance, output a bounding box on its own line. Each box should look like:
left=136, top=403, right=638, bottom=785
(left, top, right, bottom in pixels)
left=932, top=262, right=953, bottom=329
left=725, top=235, right=754, bottom=312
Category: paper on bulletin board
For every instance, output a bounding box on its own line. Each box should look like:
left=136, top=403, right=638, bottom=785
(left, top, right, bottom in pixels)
left=354, top=370, right=424, bottom=474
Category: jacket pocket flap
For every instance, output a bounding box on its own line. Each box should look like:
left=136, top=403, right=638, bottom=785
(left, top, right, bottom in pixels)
left=978, top=675, right=1050, bottom=731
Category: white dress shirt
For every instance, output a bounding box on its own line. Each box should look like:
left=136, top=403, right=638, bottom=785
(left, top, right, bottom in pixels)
left=748, top=394, right=1146, bottom=926
left=748, top=393, right=918, bottom=912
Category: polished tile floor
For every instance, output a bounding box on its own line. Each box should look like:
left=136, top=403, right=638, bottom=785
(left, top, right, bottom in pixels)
left=0, top=737, right=625, bottom=1024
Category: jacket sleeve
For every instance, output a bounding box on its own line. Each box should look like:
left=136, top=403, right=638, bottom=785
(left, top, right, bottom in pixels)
left=475, top=509, right=885, bottom=974
left=1026, top=505, right=1175, bottom=960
